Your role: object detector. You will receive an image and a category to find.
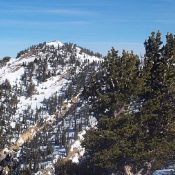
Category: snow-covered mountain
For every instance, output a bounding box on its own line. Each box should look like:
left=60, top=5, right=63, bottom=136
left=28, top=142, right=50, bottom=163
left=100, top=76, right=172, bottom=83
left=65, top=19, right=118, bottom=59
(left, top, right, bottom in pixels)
left=0, top=41, right=102, bottom=174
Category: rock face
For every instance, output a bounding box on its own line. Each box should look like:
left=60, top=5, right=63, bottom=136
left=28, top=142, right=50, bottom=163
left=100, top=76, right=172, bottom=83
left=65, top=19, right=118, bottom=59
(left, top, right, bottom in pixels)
left=0, top=41, right=102, bottom=174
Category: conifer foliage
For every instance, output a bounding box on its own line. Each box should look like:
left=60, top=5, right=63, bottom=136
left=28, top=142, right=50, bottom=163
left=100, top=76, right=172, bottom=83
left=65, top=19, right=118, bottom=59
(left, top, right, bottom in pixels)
left=82, top=32, right=175, bottom=175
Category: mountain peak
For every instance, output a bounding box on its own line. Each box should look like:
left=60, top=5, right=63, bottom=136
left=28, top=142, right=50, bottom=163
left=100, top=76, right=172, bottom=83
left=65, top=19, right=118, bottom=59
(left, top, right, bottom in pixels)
left=46, top=40, right=64, bottom=48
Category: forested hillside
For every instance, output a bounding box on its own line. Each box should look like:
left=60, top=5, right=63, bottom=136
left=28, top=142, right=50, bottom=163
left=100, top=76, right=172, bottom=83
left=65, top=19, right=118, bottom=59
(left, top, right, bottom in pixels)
left=0, top=41, right=102, bottom=174
left=53, top=32, right=175, bottom=175
left=80, top=32, right=175, bottom=175
left=0, top=32, right=175, bottom=175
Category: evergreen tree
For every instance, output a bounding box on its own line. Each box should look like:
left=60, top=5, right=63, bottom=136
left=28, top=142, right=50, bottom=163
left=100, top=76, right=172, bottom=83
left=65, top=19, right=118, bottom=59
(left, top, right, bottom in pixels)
left=27, top=82, right=35, bottom=97
left=83, top=48, right=140, bottom=121
left=82, top=48, right=141, bottom=174
left=82, top=32, right=175, bottom=175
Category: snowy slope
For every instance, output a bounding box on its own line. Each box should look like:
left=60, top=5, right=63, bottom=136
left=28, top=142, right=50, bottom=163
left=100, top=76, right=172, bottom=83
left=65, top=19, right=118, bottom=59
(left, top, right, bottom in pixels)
left=46, top=40, right=64, bottom=48
left=0, top=40, right=102, bottom=174
left=0, top=41, right=102, bottom=124
left=0, top=56, right=35, bottom=85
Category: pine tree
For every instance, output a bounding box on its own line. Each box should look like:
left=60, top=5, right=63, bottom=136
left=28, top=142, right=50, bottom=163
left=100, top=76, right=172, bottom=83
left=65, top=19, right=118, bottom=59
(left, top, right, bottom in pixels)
left=138, top=32, right=175, bottom=170
left=27, top=81, right=35, bottom=97
left=82, top=32, right=175, bottom=175
left=83, top=48, right=140, bottom=121
left=82, top=48, right=141, bottom=174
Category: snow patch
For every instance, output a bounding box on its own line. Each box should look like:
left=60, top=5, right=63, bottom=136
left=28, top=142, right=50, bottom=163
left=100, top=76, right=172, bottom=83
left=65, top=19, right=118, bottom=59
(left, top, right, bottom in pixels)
left=46, top=40, right=64, bottom=48
left=153, top=169, right=175, bottom=175
left=69, top=130, right=86, bottom=163
left=10, top=121, right=16, bottom=129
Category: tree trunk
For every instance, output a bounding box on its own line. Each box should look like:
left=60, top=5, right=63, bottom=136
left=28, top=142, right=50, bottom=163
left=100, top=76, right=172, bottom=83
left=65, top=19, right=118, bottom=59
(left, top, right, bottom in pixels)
left=114, top=105, right=125, bottom=118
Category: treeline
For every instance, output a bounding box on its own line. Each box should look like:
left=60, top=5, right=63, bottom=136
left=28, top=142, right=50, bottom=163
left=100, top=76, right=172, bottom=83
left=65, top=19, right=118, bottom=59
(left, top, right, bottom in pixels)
left=16, top=42, right=102, bottom=59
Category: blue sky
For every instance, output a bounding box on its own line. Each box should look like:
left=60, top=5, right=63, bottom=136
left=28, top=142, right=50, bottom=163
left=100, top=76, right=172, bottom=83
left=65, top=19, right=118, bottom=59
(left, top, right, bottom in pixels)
left=0, top=0, right=175, bottom=57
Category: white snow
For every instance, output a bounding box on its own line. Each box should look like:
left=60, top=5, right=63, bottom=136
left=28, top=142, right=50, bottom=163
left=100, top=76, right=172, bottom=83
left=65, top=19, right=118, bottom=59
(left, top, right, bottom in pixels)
left=78, top=130, right=86, bottom=140
left=71, top=153, right=79, bottom=163
left=69, top=130, right=86, bottom=163
left=76, top=46, right=102, bottom=63
left=15, top=73, right=70, bottom=119
left=10, top=121, right=16, bottom=129
left=0, top=39, right=102, bottom=173
left=153, top=169, right=175, bottom=175
left=0, top=56, right=35, bottom=85
left=0, top=148, right=10, bottom=161
left=46, top=40, right=64, bottom=48
left=10, top=138, right=17, bottom=144
left=88, top=115, right=98, bottom=128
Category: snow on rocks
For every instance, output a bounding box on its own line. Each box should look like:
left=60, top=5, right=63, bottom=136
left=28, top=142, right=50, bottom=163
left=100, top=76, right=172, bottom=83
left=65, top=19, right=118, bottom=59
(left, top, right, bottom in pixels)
left=0, top=148, right=11, bottom=161
left=76, top=46, right=102, bottom=63
left=46, top=40, right=64, bottom=48
left=88, top=115, right=98, bottom=128
left=35, top=162, right=55, bottom=175
left=0, top=56, right=35, bottom=86
left=68, top=130, right=86, bottom=163
left=10, top=121, right=16, bottom=129
left=64, top=117, right=97, bottom=164
left=153, top=169, right=175, bottom=175
left=16, top=72, right=70, bottom=115
left=0, top=40, right=102, bottom=174
left=16, top=137, right=24, bottom=146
